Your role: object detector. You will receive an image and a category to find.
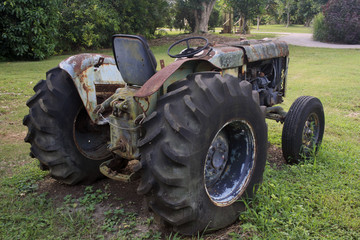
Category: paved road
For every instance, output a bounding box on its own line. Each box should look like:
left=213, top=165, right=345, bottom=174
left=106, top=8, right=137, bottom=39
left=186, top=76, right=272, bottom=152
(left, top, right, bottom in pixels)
left=267, top=32, right=360, bottom=49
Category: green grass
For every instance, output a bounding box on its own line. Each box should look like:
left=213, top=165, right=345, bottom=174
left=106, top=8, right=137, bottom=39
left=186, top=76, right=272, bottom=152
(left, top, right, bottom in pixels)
left=1, top=42, right=359, bottom=239
left=251, top=24, right=313, bottom=33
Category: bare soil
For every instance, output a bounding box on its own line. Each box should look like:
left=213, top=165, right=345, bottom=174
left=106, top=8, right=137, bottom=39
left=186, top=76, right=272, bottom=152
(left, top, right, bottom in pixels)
left=36, top=144, right=285, bottom=239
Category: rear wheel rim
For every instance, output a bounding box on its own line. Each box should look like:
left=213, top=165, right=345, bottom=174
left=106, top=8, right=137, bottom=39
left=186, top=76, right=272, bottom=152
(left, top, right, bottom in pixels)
left=73, top=107, right=111, bottom=160
left=204, top=120, right=256, bottom=206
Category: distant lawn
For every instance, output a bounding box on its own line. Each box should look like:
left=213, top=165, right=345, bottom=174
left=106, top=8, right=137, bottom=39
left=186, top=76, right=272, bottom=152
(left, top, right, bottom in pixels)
left=251, top=24, right=313, bottom=33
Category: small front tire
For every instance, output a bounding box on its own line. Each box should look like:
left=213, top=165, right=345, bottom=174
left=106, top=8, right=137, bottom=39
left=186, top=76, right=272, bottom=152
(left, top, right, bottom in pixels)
left=282, top=96, right=325, bottom=163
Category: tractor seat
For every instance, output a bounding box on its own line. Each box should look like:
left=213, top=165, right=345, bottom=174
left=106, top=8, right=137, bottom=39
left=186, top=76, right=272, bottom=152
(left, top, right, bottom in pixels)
left=113, top=34, right=157, bottom=86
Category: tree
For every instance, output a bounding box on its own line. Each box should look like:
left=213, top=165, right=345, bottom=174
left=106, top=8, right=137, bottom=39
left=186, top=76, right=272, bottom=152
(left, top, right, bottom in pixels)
left=275, top=0, right=296, bottom=27
left=296, top=0, right=324, bottom=27
left=227, top=0, right=264, bottom=34
left=256, top=0, right=273, bottom=30
left=173, top=0, right=216, bottom=33
left=193, top=0, right=217, bottom=32
left=57, top=0, right=169, bottom=52
left=0, top=0, right=60, bottom=60
left=57, top=0, right=121, bottom=52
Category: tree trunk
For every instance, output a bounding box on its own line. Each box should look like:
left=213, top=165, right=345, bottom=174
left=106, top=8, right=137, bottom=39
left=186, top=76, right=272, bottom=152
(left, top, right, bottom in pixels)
left=242, top=16, right=247, bottom=34
left=193, top=0, right=216, bottom=33
left=286, top=9, right=290, bottom=28
left=257, top=16, right=261, bottom=30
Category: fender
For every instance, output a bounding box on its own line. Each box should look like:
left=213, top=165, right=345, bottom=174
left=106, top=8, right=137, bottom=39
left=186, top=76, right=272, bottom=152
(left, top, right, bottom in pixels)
left=134, top=59, right=220, bottom=117
left=135, top=59, right=219, bottom=98
left=59, top=53, right=125, bottom=123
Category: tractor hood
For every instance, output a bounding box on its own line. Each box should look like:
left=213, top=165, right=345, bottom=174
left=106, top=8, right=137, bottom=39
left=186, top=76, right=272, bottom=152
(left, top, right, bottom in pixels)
left=208, top=39, right=289, bottom=68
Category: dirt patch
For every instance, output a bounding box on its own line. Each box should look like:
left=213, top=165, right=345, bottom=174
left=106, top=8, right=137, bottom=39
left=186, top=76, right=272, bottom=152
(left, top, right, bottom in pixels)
left=0, top=130, right=27, bottom=144
left=35, top=145, right=285, bottom=238
left=267, top=145, right=287, bottom=168
left=346, top=112, right=360, bottom=118
left=38, top=176, right=145, bottom=213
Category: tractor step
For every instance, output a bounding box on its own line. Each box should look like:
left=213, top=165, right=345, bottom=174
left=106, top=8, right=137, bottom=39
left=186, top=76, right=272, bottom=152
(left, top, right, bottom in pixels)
left=99, top=159, right=141, bottom=182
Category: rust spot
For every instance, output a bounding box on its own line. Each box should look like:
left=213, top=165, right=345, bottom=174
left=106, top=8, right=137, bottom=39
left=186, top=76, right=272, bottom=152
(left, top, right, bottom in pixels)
left=95, top=84, right=125, bottom=104
left=64, top=53, right=113, bottom=77
left=82, top=82, right=90, bottom=93
left=160, top=59, right=165, bottom=69
left=134, top=96, right=150, bottom=113
left=135, top=59, right=220, bottom=98
left=220, top=47, right=241, bottom=53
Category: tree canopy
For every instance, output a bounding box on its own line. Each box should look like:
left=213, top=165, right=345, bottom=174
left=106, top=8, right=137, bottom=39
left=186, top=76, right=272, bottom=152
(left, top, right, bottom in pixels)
left=1, top=0, right=338, bottom=60
left=0, top=0, right=169, bottom=60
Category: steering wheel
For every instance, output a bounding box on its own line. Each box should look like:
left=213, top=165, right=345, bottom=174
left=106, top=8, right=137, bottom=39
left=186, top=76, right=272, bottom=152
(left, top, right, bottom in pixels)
left=167, top=37, right=209, bottom=58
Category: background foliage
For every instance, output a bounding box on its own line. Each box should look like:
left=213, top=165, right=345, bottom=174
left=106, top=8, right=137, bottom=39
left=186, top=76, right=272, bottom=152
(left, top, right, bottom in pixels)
left=0, top=0, right=60, bottom=60
left=2, top=0, right=358, bottom=60
left=323, top=0, right=360, bottom=44
left=1, top=0, right=169, bottom=59
left=313, top=0, right=360, bottom=44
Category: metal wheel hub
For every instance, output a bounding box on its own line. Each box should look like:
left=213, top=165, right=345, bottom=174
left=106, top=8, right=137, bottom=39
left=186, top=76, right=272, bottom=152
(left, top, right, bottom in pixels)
left=205, top=133, right=229, bottom=187
left=204, top=120, right=256, bottom=207
left=73, top=107, right=111, bottom=160
left=302, top=113, right=320, bottom=151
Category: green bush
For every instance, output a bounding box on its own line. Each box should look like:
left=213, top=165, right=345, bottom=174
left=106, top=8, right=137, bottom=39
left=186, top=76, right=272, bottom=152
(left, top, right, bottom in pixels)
left=313, top=13, right=328, bottom=42
left=0, top=0, right=60, bottom=60
left=1, top=0, right=169, bottom=59
left=56, top=0, right=121, bottom=52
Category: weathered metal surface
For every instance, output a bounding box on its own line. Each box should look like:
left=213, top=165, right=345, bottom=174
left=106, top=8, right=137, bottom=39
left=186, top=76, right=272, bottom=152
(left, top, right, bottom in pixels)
left=134, top=58, right=219, bottom=98
left=99, top=159, right=135, bottom=182
left=236, top=40, right=289, bottom=63
left=204, top=120, right=256, bottom=207
left=208, top=46, right=244, bottom=69
left=96, top=86, right=142, bottom=160
left=222, top=68, right=239, bottom=77
left=113, top=35, right=156, bottom=86
left=134, top=94, right=158, bottom=117
left=266, top=106, right=287, bottom=123
left=59, top=53, right=124, bottom=123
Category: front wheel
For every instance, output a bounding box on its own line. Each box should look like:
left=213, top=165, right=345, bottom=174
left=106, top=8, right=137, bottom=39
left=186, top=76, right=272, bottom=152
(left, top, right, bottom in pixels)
left=282, top=96, right=325, bottom=163
left=137, top=73, right=267, bottom=235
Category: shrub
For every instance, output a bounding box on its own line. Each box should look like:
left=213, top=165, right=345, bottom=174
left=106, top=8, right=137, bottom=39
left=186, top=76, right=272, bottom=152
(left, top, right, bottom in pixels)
left=56, top=0, right=123, bottom=52
left=322, top=0, right=360, bottom=44
left=313, top=13, right=328, bottom=42
left=0, top=0, right=60, bottom=60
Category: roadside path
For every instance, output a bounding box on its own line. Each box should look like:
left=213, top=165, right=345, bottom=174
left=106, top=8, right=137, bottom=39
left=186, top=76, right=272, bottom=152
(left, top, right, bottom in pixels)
left=262, top=32, right=360, bottom=49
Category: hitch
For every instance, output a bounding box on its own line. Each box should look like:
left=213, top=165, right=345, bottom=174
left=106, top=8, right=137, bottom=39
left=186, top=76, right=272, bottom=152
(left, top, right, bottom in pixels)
left=266, top=106, right=287, bottom=123
left=99, top=159, right=142, bottom=182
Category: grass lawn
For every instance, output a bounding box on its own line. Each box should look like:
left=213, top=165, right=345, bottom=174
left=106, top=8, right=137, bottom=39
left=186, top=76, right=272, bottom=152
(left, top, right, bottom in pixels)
left=251, top=24, right=313, bottom=34
left=0, top=42, right=359, bottom=239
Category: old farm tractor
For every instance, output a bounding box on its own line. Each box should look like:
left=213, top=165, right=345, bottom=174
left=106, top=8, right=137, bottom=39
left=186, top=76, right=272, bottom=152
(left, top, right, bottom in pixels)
left=23, top=35, right=325, bottom=234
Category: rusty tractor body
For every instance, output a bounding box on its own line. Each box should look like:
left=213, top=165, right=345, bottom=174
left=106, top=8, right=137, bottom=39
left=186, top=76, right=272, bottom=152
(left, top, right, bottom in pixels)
left=24, top=35, right=324, bottom=235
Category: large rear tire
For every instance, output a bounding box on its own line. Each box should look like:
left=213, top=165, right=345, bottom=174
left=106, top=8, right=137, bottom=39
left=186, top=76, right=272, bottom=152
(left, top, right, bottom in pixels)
left=23, top=67, right=111, bottom=185
left=137, top=72, right=267, bottom=235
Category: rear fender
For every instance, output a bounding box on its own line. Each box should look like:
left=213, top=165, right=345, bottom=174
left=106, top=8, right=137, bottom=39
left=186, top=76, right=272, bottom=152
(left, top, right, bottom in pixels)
left=59, top=53, right=125, bottom=123
left=134, top=59, right=220, bottom=116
